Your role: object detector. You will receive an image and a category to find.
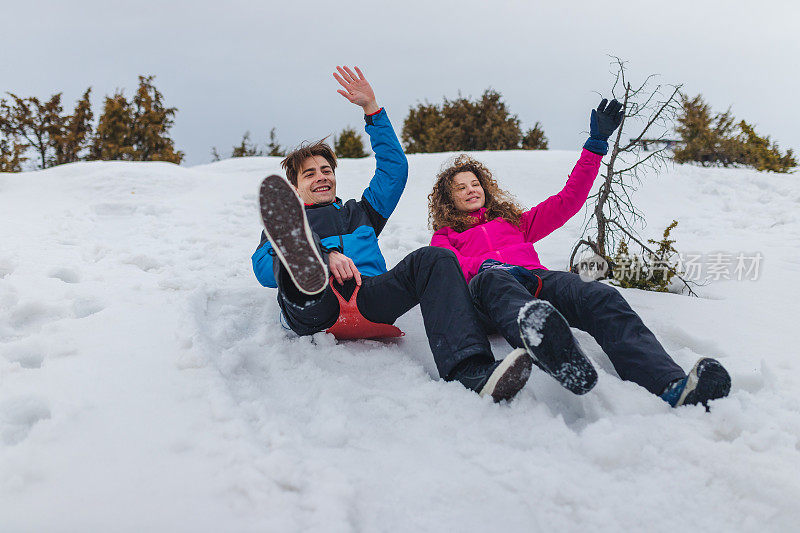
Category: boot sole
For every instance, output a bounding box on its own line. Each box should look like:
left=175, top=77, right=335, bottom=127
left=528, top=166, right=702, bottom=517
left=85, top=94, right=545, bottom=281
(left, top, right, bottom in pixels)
left=677, top=358, right=731, bottom=410
left=518, top=300, right=598, bottom=395
left=479, top=348, right=533, bottom=403
left=258, top=175, right=328, bottom=295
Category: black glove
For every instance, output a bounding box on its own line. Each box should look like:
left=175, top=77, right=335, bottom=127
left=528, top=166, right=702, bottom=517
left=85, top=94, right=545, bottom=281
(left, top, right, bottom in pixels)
left=584, top=98, right=624, bottom=155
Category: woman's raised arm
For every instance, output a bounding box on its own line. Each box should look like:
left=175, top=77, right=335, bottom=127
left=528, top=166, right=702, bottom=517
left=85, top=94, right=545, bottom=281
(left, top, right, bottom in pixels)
left=521, top=98, right=623, bottom=243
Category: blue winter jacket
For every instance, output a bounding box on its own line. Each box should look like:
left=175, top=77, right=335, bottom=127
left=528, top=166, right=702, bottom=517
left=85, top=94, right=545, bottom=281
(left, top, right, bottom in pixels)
left=252, top=108, right=409, bottom=288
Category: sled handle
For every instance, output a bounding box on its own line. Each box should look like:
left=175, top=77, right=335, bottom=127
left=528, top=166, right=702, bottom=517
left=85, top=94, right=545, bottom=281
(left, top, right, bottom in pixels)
left=329, top=280, right=360, bottom=309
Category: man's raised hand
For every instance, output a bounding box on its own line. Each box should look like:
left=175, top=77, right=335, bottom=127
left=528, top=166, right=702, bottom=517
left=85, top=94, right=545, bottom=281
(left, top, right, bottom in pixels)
left=333, top=66, right=379, bottom=115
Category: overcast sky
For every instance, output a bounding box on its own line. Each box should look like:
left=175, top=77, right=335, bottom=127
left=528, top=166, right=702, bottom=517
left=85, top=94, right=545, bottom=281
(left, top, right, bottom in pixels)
left=3, top=0, right=798, bottom=166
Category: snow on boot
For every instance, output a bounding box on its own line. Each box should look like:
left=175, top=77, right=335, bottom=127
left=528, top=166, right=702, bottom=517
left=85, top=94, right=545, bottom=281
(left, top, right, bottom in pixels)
left=258, top=175, right=328, bottom=295
left=518, top=300, right=597, bottom=395
left=660, top=358, right=731, bottom=410
left=448, top=349, right=532, bottom=403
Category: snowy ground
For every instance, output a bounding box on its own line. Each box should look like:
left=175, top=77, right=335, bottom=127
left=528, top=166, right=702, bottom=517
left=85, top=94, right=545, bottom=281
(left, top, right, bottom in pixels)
left=1, top=150, right=799, bottom=532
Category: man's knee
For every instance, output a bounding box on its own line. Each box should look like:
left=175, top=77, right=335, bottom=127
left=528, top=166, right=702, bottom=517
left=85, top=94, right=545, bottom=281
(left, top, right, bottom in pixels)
left=409, top=246, right=461, bottom=271
left=414, top=246, right=456, bottom=261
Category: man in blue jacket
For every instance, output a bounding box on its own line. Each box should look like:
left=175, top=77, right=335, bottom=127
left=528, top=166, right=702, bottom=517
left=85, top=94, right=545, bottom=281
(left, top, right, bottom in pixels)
left=252, top=66, right=535, bottom=402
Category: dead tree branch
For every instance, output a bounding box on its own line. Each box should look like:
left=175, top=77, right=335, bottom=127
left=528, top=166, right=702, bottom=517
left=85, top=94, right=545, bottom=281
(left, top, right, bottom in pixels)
left=569, top=57, right=695, bottom=295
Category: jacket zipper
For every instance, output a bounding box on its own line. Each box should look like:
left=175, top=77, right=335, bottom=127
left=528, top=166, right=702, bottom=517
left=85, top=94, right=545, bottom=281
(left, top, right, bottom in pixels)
left=479, top=224, right=501, bottom=259
left=480, top=224, right=492, bottom=248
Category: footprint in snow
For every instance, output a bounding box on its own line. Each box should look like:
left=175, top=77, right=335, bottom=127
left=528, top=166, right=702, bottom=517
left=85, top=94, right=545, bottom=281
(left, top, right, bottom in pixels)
left=7, top=301, right=67, bottom=331
left=121, top=254, right=162, bottom=272
left=1, top=339, right=46, bottom=369
left=2, top=296, right=105, bottom=341
left=47, top=267, right=82, bottom=284
left=0, top=396, right=51, bottom=446
left=71, top=297, right=106, bottom=319
left=0, top=256, right=16, bottom=279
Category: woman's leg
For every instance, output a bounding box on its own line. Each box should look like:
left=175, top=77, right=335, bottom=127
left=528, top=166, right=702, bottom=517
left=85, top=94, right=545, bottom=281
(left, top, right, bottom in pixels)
left=470, top=268, right=598, bottom=395
left=532, top=269, right=686, bottom=394
left=468, top=268, right=536, bottom=348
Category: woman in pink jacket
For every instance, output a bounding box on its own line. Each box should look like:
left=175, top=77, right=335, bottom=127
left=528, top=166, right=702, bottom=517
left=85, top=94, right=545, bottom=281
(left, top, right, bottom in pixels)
left=428, top=99, right=731, bottom=409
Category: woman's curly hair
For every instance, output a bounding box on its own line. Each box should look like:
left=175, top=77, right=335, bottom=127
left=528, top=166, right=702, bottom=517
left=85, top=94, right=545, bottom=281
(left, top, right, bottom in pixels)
left=428, top=154, right=524, bottom=233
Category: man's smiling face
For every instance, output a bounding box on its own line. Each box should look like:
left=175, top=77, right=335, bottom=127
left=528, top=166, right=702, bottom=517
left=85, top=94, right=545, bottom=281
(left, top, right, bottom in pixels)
left=295, top=155, right=337, bottom=204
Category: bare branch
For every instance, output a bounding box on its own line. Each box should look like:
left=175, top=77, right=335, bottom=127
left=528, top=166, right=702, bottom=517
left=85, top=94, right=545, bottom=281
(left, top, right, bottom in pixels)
left=615, top=148, right=669, bottom=175
left=621, top=85, right=682, bottom=151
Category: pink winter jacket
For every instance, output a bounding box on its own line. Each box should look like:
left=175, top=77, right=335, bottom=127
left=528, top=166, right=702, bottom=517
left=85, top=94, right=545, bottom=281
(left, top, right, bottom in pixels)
left=430, top=149, right=603, bottom=282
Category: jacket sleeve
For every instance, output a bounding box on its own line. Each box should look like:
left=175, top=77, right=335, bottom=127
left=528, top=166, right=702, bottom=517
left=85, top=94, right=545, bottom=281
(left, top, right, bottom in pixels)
left=430, top=229, right=493, bottom=281
left=360, top=108, right=409, bottom=235
left=252, top=236, right=277, bottom=288
left=521, top=148, right=603, bottom=243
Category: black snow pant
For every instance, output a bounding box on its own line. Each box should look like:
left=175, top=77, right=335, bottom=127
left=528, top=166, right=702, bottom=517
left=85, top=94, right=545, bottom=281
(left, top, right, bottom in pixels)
left=277, top=246, right=492, bottom=378
left=468, top=268, right=686, bottom=395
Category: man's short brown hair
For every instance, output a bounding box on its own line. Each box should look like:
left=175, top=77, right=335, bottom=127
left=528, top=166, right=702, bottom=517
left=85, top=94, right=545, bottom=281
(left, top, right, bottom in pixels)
left=280, top=139, right=337, bottom=186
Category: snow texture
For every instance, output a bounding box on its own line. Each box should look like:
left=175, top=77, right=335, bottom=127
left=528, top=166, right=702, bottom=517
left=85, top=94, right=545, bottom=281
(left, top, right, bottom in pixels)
left=1, top=152, right=800, bottom=532
left=518, top=299, right=550, bottom=347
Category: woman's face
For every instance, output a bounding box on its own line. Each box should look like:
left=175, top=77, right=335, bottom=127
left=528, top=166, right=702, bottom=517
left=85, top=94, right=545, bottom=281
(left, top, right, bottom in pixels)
left=451, top=171, right=485, bottom=213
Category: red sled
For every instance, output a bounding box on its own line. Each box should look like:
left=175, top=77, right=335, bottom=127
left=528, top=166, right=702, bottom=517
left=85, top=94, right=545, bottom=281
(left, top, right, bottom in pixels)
left=325, top=282, right=405, bottom=340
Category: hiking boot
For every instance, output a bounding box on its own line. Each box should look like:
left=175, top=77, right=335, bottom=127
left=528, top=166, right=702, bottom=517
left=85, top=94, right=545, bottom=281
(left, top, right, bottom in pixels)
left=518, top=300, right=597, bottom=395
left=259, top=174, right=328, bottom=295
left=660, top=358, right=731, bottom=410
left=448, top=349, right=532, bottom=402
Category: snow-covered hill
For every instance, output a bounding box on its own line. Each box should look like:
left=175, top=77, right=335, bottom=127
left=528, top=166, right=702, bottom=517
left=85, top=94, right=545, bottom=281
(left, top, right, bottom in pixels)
left=1, top=151, right=799, bottom=532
